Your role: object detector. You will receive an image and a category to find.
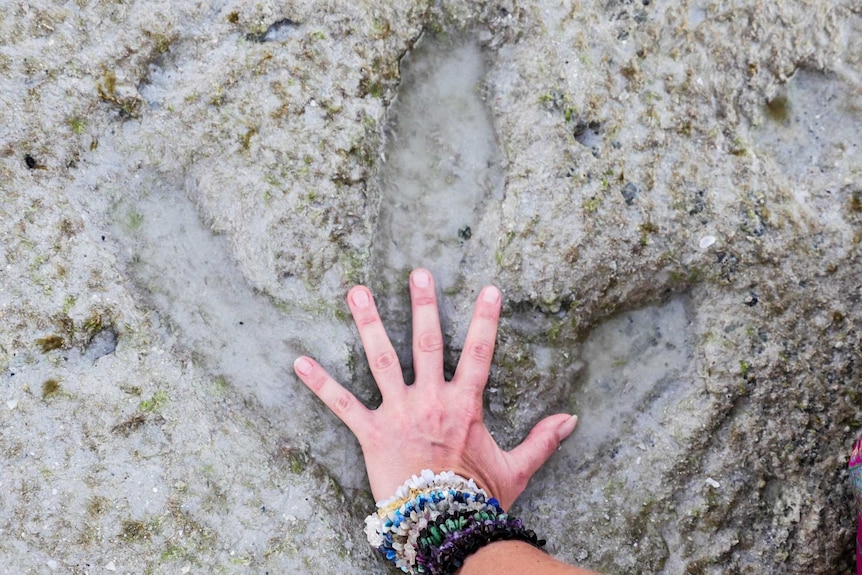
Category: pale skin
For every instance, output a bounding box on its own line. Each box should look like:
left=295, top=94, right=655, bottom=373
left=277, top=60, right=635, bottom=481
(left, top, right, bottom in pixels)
left=293, top=268, right=598, bottom=575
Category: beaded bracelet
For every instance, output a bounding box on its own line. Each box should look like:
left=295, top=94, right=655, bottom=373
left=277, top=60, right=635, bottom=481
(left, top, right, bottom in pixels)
left=365, top=470, right=545, bottom=574
left=393, top=491, right=500, bottom=570
left=416, top=512, right=546, bottom=575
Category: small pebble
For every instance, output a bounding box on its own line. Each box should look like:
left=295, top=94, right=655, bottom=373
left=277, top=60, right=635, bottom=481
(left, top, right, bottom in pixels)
left=621, top=182, right=639, bottom=205
left=105, top=561, right=116, bottom=571
left=6, top=399, right=17, bottom=410
left=705, top=477, right=720, bottom=488
left=576, top=549, right=589, bottom=561
left=699, top=235, right=716, bottom=249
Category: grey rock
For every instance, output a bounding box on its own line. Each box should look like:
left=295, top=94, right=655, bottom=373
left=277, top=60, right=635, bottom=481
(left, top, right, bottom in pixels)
left=1, top=1, right=860, bottom=574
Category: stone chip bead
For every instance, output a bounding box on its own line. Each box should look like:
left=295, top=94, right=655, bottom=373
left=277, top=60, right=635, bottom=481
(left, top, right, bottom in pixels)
left=364, top=470, right=544, bottom=574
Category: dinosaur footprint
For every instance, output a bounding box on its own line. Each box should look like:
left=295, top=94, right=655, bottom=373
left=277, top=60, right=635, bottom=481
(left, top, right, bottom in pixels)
left=369, top=32, right=505, bottom=381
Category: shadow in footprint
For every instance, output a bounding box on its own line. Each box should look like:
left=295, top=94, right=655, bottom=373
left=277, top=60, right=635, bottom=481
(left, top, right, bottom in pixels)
left=754, top=69, right=862, bottom=189
left=109, top=180, right=367, bottom=491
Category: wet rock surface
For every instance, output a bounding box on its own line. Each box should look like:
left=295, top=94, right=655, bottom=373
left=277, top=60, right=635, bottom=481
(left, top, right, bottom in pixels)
left=2, top=1, right=861, bottom=573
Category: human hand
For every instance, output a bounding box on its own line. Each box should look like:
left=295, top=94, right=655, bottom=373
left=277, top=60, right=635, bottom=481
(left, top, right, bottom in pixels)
left=293, top=268, right=578, bottom=510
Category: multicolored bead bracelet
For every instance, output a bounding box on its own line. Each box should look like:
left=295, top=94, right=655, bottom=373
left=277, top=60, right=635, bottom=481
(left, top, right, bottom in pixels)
left=365, top=470, right=546, bottom=574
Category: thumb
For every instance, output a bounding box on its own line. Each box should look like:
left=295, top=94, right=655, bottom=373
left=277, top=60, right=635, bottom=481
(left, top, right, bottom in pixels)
left=507, top=414, right=578, bottom=489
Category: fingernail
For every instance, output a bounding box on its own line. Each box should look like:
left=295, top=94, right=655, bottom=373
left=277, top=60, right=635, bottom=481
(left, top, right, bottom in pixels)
left=294, top=357, right=313, bottom=375
left=482, top=286, right=500, bottom=304
left=557, top=415, right=578, bottom=441
left=351, top=289, right=370, bottom=309
left=412, top=269, right=430, bottom=288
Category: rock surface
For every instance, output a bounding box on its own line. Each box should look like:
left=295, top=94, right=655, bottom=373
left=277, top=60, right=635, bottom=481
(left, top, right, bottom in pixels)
left=1, top=0, right=860, bottom=573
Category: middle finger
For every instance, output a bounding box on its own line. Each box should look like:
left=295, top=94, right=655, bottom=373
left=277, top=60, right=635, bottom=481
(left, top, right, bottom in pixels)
left=409, top=268, right=444, bottom=385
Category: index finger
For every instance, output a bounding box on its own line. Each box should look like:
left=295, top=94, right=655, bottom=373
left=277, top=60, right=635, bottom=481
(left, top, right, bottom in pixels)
left=347, top=285, right=406, bottom=400
left=452, top=285, right=501, bottom=395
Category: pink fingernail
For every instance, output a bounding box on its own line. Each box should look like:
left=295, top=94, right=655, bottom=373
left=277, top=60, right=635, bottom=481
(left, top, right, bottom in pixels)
left=482, top=286, right=501, bottom=304
left=557, top=415, right=578, bottom=441
left=351, top=289, right=370, bottom=308
left=294, top=357, right=313, bottom=375
left=412, top=270, right=430, bottom=288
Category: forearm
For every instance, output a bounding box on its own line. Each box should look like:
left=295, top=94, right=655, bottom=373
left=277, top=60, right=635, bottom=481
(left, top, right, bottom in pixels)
left=460, top=541, right=598, bottom=575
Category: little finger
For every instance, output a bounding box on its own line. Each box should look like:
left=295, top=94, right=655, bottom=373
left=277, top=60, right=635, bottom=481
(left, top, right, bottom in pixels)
left=294, top=356, right=372, bottom=439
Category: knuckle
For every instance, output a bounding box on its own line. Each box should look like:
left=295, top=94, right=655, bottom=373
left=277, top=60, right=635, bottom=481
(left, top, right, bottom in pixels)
left=420, top=403, right=448, bottom=433
left=362, top=425, right=385, bottom=449
left=476, top=307, right=499, bottom=321
left=412, top=295, right=436, bottom=307
left=513, top=467, right=531, bottom=490
left=418, top=332, right=444, bottom=353
left=468, top=341, right=493, bottom=362
left=372, top=350, right=399, bottom=371
left=355, top=313, right=380, bottom=327
left=462, top=403, right=483, bottom=421
left=332, top=391, right=353, bottom=416
left=542, top=434, right=560, bottom=455
left=424, top=408, right=445, bottom=429
left=307, top=372, right=327, bottom=392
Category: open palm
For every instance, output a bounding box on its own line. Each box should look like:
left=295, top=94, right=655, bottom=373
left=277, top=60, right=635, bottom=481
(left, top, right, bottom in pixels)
left=293, top=268, right=577, bottom=509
